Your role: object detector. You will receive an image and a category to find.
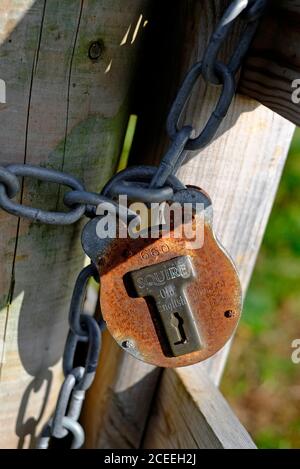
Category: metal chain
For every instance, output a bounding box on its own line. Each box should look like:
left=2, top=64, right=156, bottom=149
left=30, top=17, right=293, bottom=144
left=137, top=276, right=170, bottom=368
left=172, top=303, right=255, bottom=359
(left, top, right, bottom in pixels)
left=165, top=0, right=267, bottom=153
left=36, top=264, right=102, bottom=449
left=0, top=0, right=267, bottom=449
left=106, top=0, right=268, bottom=194
left=0, top=163, right=140, bottom=225
left=0, top=0, right=267, bottom=218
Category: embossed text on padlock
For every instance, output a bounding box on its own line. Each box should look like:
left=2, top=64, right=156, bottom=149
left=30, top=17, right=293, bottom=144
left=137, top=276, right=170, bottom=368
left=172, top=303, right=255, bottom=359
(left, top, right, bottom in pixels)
left=129, top=256, right=202, bottom=357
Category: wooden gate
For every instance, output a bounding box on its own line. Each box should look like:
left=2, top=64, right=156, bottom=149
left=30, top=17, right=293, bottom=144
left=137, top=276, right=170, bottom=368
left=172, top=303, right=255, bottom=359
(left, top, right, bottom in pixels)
left=0, top=0, right=298, bottom=448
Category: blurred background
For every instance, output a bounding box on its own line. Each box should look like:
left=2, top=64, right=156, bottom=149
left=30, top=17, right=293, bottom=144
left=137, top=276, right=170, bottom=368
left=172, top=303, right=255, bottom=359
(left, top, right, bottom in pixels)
left=222, top=127, right=300, bottom=448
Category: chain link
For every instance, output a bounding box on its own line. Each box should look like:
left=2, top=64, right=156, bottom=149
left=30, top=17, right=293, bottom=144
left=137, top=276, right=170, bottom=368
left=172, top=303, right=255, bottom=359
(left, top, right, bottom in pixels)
left=36, top=264, right=102, bottom=449
left=0, top=0, right=267, bottom=220
left=166, top=0, right=267, bottom=153
left=0, top=166, right=20, bottom=198
left=166, top=62, right=235, bottom=152
left=0, top=163, right=137, bottom=224
left=102, top=165, right=186, bottom=200
left=63, top=190, right=138, bottom=221
left=0, top=164, right=86, bottom=224
left=0, top=0, right=268, bottom=449
left=202, top=0, right=250, bottom=84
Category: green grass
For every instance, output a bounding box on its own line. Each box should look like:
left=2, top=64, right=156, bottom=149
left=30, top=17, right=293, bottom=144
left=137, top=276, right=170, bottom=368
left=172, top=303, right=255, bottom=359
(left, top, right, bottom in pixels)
left=222, top=128, right=300, bottom=449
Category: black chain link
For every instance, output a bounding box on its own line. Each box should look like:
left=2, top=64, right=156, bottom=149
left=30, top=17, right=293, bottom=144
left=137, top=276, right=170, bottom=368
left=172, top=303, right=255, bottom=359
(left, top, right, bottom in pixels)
left=166, top=0, right=267, bottom=153
left=0, top=163, right=137, bottom=224
left=166, top=62, right=235, bottom=152
left=0, top=164, right=86, bottom=224
left=0, top=0, right=267, bottom=449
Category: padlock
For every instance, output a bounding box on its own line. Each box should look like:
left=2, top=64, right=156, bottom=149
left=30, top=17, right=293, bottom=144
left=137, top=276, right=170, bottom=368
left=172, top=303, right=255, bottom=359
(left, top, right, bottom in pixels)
left=82, top=181, right=242, bottom=368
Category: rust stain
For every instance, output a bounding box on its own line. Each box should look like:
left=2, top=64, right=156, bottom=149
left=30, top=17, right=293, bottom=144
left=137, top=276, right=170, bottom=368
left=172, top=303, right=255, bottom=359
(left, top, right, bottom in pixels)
left=98, top=202, right=242, bottom=368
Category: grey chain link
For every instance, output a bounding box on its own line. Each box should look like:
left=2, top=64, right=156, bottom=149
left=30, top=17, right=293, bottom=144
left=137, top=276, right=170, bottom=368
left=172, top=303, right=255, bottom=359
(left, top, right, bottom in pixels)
left=0, top=0, right=267, bottom=449
left=36, top=264, right=102, bottom=449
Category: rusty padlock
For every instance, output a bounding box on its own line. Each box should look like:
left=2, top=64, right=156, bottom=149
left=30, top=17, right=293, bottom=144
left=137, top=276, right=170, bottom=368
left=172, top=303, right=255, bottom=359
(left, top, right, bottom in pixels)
left=82, top=181, right=242, bottom=368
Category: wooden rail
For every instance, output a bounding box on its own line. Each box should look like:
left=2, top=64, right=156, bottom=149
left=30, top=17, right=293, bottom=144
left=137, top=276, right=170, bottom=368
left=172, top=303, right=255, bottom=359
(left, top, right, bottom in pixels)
left=143, top=367, right=256, bottom=449
left=241, top=0, right=300, bottom=125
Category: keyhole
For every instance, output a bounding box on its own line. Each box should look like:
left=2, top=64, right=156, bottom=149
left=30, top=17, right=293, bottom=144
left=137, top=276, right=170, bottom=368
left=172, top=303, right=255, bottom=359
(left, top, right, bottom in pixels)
left=171, top=312, right=187, bottom=345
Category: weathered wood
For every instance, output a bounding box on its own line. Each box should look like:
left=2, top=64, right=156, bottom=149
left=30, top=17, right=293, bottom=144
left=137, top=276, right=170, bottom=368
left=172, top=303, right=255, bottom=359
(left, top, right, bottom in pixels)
left=143, top=367, right=256, bottom=449
left=0, top=0, right=150, bottom=448
left=83, top=0, right=295, bottom=448
left=82, top=331, right=160, bottom=449
left=0, top=0, right=292, bottom=450
left=241, top=0, right=300, bottom=125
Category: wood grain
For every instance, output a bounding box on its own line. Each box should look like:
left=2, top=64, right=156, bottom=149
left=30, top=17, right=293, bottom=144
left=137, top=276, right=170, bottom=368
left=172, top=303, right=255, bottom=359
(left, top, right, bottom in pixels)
left=0, top=0, right=150, bottom=448
left=82, top=330, right=160, bottom=449
left=143, top=367, right=256, bottom=449
left=241, top=0, right=300, bottom=125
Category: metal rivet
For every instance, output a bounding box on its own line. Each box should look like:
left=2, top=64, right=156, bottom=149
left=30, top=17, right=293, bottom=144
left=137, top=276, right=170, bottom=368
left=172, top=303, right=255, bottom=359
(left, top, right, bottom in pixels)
left=88, top=41, right=103, bottom=61
left=224, top=310, right=234, bottom=318
left=122, top=340, right=134, bottom=349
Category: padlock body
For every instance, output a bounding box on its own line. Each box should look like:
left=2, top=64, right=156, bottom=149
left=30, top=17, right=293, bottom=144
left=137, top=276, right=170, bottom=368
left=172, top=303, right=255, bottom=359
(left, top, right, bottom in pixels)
left=98, top=218, right=242, bottom=367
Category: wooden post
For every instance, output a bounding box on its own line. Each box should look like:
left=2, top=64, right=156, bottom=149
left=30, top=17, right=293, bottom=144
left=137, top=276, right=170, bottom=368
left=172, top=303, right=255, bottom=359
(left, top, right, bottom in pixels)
left=1, top=0, right=298, bottom=450
left=143, top=367, right=256, bottom=449
left=82, top=0, right=297, bottom=448
left=241, top=0, right=300, bottom=125
left=0, top=0, right=151, bottom=448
